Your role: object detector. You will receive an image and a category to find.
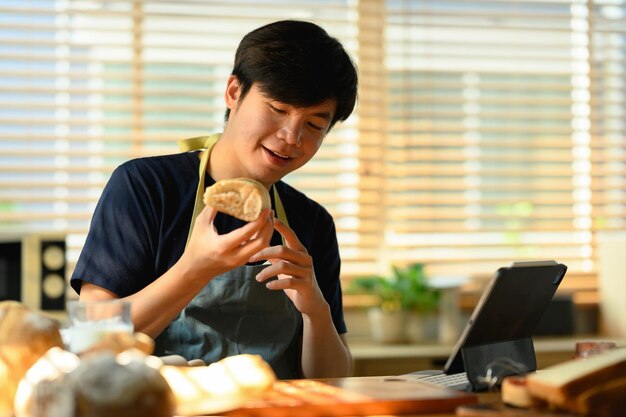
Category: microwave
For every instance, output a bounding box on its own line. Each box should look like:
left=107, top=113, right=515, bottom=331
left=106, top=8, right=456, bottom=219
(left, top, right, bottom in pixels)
left=0, top=234, right=67, bottom=313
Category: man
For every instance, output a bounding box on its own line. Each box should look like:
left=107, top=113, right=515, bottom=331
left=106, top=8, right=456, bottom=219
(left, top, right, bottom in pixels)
left=71, top=19, right=358, bottom=379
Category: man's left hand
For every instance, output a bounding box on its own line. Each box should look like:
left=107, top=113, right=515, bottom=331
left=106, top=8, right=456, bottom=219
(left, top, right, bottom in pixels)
left=249, top=217, right=327, bottom=316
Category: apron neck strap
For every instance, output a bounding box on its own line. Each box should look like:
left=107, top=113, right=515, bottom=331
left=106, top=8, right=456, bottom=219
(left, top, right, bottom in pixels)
left=178, top=134, right=289, bottom=248
left=272, top=185, right=289, bottom=230
left=179, top=134, right=221, bottom=248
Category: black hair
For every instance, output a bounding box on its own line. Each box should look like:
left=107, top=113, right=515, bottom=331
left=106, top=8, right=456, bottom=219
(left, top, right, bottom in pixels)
left=225, top=20, right=358, bottom=129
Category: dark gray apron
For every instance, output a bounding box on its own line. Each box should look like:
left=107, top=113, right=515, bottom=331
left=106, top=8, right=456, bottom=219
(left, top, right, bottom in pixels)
left=156, top=134, right=302, bottom=379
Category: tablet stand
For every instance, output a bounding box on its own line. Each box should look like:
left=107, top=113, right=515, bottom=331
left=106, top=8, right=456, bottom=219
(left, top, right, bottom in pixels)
left=461, top=337, right=536, bottom=391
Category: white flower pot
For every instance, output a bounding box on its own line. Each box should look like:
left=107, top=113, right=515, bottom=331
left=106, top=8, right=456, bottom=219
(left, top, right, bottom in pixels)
left=367, top=308, right=407, bottom=343
left=406, top=312, right=438, bottom=343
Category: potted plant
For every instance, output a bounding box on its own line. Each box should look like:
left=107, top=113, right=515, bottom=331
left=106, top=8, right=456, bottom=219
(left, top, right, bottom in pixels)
left=347, top=263, right=440, bottom=343
left=396, top=263, right=441, bottom=343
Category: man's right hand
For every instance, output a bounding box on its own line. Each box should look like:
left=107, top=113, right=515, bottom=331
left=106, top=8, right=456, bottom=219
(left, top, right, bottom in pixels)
left=78, top=206, right=274, bottom=339
left=180, top=205, right=274, bottom=281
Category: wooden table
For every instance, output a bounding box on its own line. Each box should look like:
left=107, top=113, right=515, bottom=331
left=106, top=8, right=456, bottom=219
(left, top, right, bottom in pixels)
left=221, top=376, right=479, bottom=417
left=188, top=381, right=579, bottom=417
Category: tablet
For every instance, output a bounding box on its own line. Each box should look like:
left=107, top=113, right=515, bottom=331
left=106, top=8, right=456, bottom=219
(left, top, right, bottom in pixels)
left=444, top=260, right=568, bottom=374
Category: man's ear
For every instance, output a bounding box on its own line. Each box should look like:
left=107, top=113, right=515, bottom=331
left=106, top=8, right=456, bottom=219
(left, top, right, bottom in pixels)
left=224, top=75, right=241, bottom=110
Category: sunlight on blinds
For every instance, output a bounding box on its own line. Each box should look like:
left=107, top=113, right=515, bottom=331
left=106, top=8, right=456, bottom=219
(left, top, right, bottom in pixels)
left=590, top=1, right=626, bottom=231
left=381, top=0, right=621, bottom=278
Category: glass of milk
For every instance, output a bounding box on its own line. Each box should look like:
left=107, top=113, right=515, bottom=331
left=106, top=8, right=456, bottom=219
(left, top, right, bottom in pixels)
left=67, top=299, right=133, bottom=354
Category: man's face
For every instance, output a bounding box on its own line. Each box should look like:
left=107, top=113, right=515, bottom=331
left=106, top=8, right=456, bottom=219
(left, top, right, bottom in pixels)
left=222, top=77, right=337, bottom=186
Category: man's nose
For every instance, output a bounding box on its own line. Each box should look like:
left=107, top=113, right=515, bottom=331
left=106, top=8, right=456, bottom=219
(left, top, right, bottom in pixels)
left=277, top=123, right=302, bottom=146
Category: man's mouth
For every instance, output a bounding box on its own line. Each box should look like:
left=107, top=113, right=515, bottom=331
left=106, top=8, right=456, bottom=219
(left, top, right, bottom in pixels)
left=263, top=146, right=292, bottom=160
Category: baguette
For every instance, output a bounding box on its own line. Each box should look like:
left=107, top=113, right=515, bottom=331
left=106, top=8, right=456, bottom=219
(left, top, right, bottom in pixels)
left=203, top=178, right=271, bottom=222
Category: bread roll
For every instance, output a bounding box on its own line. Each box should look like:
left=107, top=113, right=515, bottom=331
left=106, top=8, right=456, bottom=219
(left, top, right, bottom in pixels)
left=0, top=301, right=64, bottom=417
left=203, top=178, right=271, bottom=222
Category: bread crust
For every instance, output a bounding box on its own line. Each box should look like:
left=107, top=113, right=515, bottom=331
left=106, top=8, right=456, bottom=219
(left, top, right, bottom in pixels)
left=203, top=178, right=271, bottom=222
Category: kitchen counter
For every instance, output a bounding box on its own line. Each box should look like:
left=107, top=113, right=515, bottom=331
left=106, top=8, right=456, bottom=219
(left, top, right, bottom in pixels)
left=348, top=336, right=625, bottom=377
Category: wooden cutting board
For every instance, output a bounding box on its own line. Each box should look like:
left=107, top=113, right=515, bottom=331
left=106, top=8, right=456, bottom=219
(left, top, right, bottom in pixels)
left=223, top=376, right=478, bottom=416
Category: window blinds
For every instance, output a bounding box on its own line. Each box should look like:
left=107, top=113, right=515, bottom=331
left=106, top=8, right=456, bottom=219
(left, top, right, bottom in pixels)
left=384, top=0, right=591, bottom=277
left=0, top=0, right=624, bottom=291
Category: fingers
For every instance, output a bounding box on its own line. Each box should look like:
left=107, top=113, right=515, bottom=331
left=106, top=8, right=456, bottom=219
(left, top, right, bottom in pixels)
left=249, top=217, right=308, bottom=263
left=250, top=216, right=312, bottom=282
left=196, top=204, right=217, bottom=228
left=192, top=207, right=273, bottom=269
left=230, top=214, right=274, bottom=259
left=265, top=276, right=296, bottom=290
left=273, top=217, right=307, bottom=251
left=255, top=260, right=309, bottom=284
left=219, top=208, right=273, bottom=251
left=251, top=247, right=312, bottom=274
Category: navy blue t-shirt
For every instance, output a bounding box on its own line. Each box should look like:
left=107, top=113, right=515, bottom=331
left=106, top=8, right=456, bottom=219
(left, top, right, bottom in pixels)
left=70, top=151, right=346, bottom=334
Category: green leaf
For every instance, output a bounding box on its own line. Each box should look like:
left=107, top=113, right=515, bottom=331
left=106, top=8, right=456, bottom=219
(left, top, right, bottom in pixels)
left=350, top=263, right=440, bottom=313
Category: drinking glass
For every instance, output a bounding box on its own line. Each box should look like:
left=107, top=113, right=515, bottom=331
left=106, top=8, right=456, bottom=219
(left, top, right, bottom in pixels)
left=67, top=299, right=133, bottom=353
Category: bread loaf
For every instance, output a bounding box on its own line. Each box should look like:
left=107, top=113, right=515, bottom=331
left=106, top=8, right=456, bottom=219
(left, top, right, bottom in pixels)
left=71, top=353, right=176, bottom=417
left=525, top=347, right=626, bottom=415
left=19, top=353, right=176, bottom=417
left=160, top=354, right=276, bottom=416
left=501, top=375, right=538, bottom=408
left=13, top=347, right=80, bottom=417
left=0, top=301, right=64, bottom=417
left=16, top=348, right=175, bottom=417
left=203, top=178, right=271, bottom=222
left=575, top=376, right=626, bottom=417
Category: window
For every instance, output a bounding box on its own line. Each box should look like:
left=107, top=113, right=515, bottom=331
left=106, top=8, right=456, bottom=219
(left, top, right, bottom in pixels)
left=1, top=1, right=624, bottom=300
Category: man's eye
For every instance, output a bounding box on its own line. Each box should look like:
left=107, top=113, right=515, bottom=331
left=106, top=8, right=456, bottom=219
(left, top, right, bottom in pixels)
left=270, top=104, right=286, bottom=114
left=308, top=122, right=324, bottom=131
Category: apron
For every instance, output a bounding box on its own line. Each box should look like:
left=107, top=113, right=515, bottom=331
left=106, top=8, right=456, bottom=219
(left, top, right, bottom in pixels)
left=155, top=134, right=302, bottom=379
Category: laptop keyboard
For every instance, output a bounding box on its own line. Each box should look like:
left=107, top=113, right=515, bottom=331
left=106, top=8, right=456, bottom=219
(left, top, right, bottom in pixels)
left=401, top=371, right=471, bottom=391
left=418, top=372, right=470, bottom=389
